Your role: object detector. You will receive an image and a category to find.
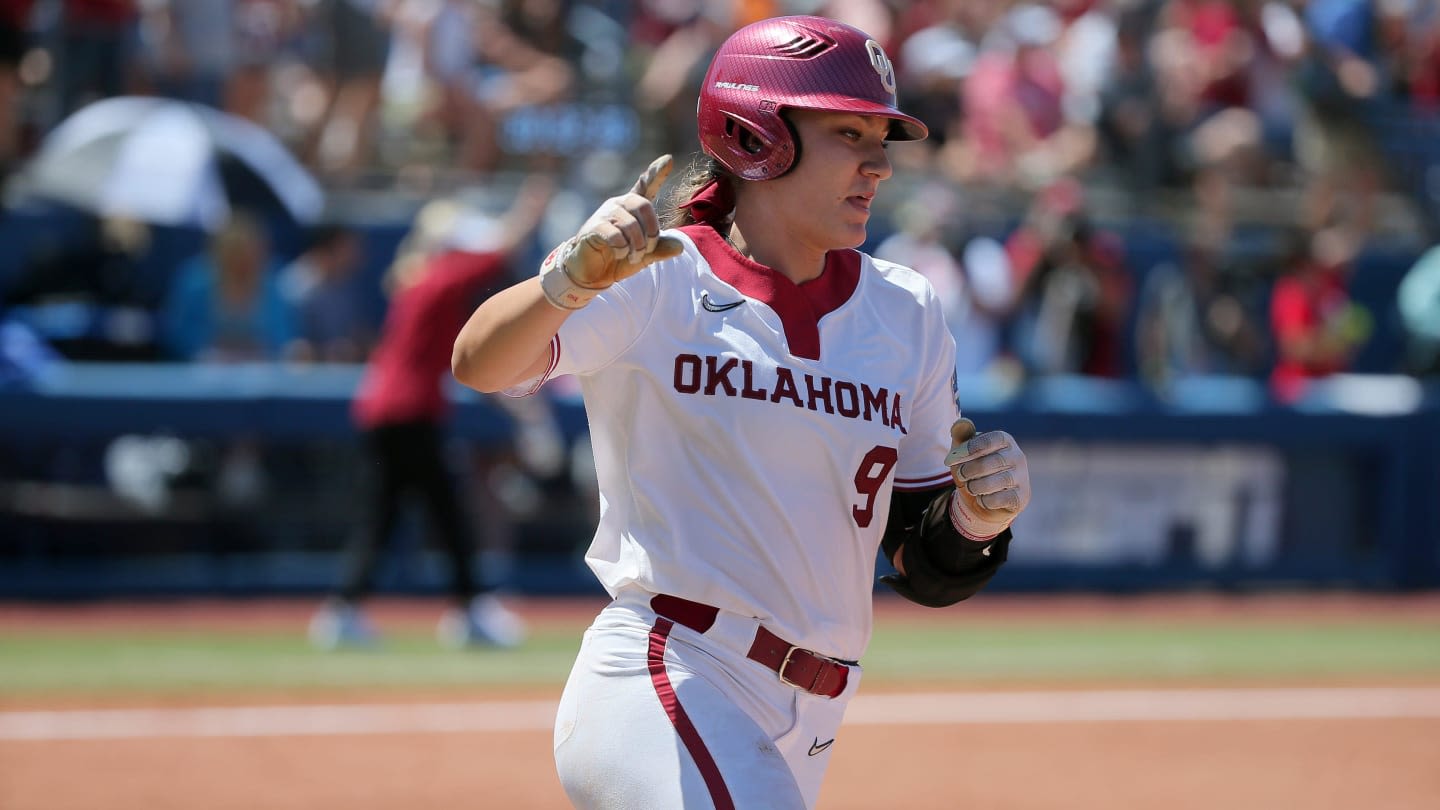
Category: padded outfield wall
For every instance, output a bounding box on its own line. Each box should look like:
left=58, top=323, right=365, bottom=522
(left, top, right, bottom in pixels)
left=1, top=365, right=1436, bottom=597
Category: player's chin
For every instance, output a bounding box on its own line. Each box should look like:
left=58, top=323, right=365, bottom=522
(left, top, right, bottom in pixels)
left=833, top=219, right=869, bottom=249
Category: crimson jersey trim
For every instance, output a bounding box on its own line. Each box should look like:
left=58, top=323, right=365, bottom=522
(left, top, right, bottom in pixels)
left=893, top=471, right=953, bottom=490
left=681, top=225, right=861, bottom=361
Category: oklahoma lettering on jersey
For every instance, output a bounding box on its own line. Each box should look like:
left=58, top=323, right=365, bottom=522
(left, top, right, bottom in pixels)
left=671, top=353, right=907, bottom=434
left=515, top=225, right=959, bottom=660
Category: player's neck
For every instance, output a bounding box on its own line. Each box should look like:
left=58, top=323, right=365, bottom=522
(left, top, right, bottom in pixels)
left=727, top=217, right=825, bottom=285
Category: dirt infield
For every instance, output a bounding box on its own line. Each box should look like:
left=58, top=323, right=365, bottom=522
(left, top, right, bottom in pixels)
left=2, top=594, right=1439, bottom=809
left=3, top=701, right=1437, bottom=809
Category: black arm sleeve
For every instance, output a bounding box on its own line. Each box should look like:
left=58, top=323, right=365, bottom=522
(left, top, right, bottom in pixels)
left=877, top=485, right=1011, bottom=608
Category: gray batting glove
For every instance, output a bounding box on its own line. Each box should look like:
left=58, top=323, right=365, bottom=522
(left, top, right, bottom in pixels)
left=944, top=418, right=1031, bottom=539
left=540, top=155, right=686, bottom=310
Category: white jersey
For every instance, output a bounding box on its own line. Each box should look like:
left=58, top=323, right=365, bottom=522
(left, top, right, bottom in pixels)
left=520, top=225, right=958, bottom=660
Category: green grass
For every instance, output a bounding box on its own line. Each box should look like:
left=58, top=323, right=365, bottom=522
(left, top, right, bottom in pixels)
left=2, top=620, right=1438, bottom=696
left=861, top=623, right=1440, bottom=683
left=0, top=629, right=586, bottom=694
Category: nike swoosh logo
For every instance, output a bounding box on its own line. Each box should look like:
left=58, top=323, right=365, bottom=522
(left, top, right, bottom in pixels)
left=808, top=737, right=835, bottom=756
left=701, top=292, right=744, bottom=313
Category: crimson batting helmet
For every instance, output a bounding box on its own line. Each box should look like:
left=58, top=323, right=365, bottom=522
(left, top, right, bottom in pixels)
left=697, top=16, right=928, bottom=181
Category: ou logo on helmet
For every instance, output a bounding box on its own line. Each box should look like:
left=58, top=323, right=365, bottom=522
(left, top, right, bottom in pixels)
left=866, top=39, right=896, bottom=96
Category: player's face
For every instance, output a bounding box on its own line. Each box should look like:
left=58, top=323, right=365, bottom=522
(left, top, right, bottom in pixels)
left=772, top=110, right=893, bottom=251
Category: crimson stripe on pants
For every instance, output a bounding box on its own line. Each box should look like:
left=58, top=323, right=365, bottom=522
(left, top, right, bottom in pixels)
left=648, top=617, right=735, bottom=810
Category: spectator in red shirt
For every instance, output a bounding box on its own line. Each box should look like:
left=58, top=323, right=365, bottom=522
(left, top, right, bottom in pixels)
left=310, top=177, right=552, bottom=650
left=1268, top=227, right=1372, bottom=403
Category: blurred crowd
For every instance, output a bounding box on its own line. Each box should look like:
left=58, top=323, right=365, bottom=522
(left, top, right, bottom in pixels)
left=1, top=0, right=1440, bottom=406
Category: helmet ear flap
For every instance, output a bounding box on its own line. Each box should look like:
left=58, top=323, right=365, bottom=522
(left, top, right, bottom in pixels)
left=781, top=112, right=801, bottom=174
left=717, top=111, right=799, bottom=177
left=752, top=112, right=802, bottom=175
left=723, top=114, right=766, bottom=155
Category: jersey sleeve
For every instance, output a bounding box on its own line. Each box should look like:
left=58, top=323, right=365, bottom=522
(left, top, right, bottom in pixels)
left=552, top=261, right=664, bottom=376
left=499, top=254, right=667, bottom=397
left=893, top=283, right=960, bottom=492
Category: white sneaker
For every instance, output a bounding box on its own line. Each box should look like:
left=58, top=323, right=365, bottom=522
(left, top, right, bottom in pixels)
left=437, top=594, right=527, bottom=649
left=308, top=600, right=378, bottom=650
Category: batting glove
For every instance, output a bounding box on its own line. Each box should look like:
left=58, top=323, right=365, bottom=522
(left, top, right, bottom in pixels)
left=540, top=154, right=687, bottom=310
left=944, top=418, right=1031, bottom=540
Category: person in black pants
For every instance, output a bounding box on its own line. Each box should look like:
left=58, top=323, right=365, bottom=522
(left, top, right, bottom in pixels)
left=310, top=180, right=554, bottom=649
left=333, top=422, right=483, bottom=610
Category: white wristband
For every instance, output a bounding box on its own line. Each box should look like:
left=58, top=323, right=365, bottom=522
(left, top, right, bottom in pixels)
left=949, top=490, right=1009, bottom=541
left=538, top=238, right=606, bottom=311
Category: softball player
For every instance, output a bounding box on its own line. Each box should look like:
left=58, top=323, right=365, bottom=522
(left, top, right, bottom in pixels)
left=453, top=16, right=1033, bottom=809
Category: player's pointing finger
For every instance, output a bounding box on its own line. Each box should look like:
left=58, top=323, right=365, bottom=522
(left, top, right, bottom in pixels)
left=630, top=154, right=674, bottom=201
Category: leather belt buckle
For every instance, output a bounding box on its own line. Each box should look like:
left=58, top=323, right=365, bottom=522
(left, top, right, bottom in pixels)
left=777, top=645, right=845, bottom=697
left=777, top=646, right=811, bottom=691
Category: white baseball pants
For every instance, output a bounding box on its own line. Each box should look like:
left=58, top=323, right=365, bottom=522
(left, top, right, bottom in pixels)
left=552, top=592, right=861, bottom=809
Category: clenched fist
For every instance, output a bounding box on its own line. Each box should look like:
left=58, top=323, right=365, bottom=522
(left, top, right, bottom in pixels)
left=944, top=418, right=1031, bottom=539
left=540, top=155, right=687, bottom=310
